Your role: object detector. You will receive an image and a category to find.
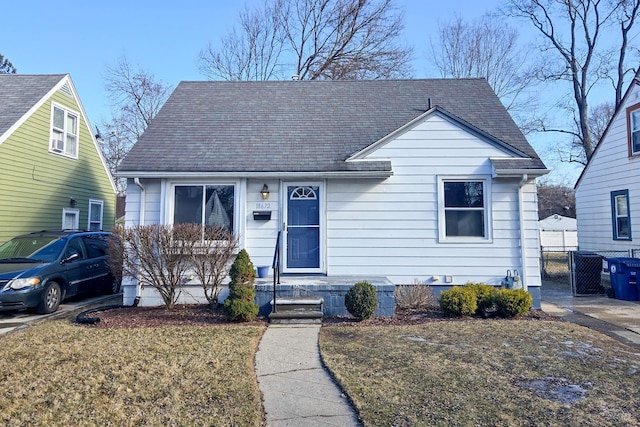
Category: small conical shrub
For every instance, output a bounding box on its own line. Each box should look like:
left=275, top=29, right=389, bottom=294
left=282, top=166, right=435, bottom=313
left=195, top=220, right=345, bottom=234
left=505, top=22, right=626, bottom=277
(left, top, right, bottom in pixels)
left=345, top=281, right=377, bottom=321
left=224, top=249, right=258, bottom=321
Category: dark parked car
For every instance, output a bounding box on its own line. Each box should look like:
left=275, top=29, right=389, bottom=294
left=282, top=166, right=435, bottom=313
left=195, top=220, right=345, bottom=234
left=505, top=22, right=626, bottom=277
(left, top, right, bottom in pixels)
left=0, top=230, right=120, bottom=314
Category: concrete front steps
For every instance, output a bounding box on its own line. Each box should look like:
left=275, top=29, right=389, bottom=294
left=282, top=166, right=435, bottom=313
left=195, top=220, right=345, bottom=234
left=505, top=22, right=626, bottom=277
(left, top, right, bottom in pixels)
left=268, top=298, right=324, bottom=324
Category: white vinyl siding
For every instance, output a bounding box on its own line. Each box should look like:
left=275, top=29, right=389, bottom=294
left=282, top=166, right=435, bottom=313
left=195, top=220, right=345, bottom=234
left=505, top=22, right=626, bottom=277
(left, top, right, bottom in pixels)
left=322, top=114, right=541, bottom=287
left=577, top=85, right=640, bottom=251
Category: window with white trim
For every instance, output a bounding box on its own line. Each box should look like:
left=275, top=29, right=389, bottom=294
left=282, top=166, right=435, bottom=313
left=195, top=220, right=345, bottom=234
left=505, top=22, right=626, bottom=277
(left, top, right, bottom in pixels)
left=611, top=190, right=631, bottom=240
left=173, top=184, right=235, bottom=231
left=438, top=177, right=491, bottom=241
left=88, top=199, right=104, bottom=231
left=50, top=103, right=79, bottom=158
left=62, top=208, right=79, bottom=230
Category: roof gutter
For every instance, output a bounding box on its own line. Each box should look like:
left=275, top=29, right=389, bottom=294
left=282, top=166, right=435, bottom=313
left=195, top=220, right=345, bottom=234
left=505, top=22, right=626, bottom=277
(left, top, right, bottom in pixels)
left=493, top=168, right=549, bottom=178
left=116, top=170, right=394, bottom=179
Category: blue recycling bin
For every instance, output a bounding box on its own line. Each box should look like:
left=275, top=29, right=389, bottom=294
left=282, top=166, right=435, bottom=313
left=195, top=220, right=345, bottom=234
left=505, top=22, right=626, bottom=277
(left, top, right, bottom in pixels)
left=606, top=258, right=640, bottom=301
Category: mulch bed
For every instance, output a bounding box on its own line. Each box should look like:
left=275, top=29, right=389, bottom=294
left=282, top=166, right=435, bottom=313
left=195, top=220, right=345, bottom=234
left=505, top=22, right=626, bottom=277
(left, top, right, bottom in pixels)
left=78, top=304, right=562, bottom=328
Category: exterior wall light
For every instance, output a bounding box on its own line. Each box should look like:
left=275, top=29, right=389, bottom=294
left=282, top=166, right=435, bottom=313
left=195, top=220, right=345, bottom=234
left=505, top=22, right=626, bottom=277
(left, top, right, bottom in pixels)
left=70, top=198, right=77, bottom=208
left=261, top=184, right=270, bottom=200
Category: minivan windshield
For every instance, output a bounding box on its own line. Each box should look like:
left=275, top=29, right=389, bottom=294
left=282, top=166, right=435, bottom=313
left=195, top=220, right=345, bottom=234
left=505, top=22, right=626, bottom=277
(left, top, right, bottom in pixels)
left=0, top=236, right=66, bottom=262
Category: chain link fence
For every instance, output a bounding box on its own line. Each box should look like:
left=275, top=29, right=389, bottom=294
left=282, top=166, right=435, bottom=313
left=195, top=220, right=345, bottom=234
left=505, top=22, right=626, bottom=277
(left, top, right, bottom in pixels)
left=541, top=247, right=640, bottom=296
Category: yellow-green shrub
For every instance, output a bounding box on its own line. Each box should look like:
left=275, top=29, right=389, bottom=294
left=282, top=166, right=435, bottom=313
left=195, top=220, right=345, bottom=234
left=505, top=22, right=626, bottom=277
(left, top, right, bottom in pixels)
left=438, top=286, right=477, bottom=317
left=495, top=288, right=532, bottom=317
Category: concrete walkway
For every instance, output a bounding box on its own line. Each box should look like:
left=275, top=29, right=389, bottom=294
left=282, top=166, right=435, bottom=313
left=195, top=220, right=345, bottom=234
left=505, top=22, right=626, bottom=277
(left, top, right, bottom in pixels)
left=540, top=279, right=640, bottom=349
left=255, top=325, right=361, bottom=427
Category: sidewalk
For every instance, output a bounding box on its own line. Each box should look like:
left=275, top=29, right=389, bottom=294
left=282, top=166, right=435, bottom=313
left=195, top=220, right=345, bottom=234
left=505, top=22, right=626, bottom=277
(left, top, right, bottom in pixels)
left=540, top=279, right=640, bottom=349
left=255, top=325, right=361, bottom=427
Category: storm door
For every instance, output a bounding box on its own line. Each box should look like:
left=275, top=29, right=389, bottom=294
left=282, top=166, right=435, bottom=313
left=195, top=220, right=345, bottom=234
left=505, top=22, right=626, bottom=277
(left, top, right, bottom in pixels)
left=284, top=185, right=321, bottom=272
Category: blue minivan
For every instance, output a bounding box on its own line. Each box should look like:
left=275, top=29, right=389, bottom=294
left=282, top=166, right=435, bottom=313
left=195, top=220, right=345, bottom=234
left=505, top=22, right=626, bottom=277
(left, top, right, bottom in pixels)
left=0, top=230, right=119, bottom=314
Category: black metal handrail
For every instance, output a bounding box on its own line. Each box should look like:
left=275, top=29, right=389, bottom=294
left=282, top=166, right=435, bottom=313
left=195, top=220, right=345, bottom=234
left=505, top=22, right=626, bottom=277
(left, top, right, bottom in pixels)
left=271, top=231, right=281, bottom=312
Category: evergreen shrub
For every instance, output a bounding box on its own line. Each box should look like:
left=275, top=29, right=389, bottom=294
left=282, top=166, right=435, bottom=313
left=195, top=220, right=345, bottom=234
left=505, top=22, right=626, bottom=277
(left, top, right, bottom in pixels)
left=495, top=288, right=532, bottom=317
left=438, top=286, right=477, bottom=317
left=345, top=281, right=378, bottom=320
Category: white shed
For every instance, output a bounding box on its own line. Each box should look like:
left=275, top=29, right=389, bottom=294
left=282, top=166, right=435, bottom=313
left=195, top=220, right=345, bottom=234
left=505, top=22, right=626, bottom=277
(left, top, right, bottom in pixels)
left=538, top=214, right=578, bottom=251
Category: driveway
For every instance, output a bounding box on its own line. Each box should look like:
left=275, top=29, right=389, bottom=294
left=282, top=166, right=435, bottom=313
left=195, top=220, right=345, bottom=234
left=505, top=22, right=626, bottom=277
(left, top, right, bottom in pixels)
left=0, top=293, right=123, bottom=335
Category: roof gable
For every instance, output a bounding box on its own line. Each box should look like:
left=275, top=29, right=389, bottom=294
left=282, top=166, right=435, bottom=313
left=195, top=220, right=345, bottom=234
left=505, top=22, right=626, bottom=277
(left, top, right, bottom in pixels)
left=0, top=74, right=67, bottom=145
left=575, top=72, right=640, bottom=189
left=119, top=79, right=545, bottom=176
left=0, top=74, right=116, bottom=193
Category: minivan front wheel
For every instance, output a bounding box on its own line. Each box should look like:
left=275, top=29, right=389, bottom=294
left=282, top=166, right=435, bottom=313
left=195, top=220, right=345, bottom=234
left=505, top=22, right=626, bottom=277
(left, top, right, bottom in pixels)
left=38, top=282, right=61, bottom=314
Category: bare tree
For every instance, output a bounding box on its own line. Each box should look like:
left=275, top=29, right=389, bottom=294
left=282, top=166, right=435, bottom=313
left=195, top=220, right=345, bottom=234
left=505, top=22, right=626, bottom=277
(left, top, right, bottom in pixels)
left=100, top=57, right=172, bottom=193
left=0, top=53, right=16, bottom=74
left=588, top=100, right=616, bottom=144
left=198, top=4, right=286, bottom=80
left=504, top=0, right=640, bottom=163
left=537, top=183, right=576, bottom=218
left=112, top=224, right=197, bottom=310
left=189, top=225, right=239, bottom=308
left=198, top=0, right=413, bottom=81
left=428, top=14, right=538, bottom=130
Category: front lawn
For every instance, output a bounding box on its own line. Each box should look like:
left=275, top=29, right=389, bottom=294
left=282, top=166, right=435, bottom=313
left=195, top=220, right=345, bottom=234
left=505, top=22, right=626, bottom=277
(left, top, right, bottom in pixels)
left=320, top=320, right=640, bottom=426
left=0, top=320, right=265, bottom=427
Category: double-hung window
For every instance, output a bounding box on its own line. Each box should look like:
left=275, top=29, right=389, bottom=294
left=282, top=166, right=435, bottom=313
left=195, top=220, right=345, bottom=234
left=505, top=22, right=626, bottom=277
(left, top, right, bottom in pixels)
left=88, top=199, right=104, bottom=231
left=50, top=103, right=79, bottom=158
left=439, top=177, right=491, bottom=241
left=611, top=190, right=631, bottom=240
left=627, top=104, right=640, bottom=156
left=173, top=184, right=235, bottom=231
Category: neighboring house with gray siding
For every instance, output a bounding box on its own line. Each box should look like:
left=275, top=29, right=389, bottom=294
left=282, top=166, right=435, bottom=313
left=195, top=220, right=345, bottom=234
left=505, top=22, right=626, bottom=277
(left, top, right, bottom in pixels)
left=0, top=74, right=116, bottom=244
left=575, top=72, right=640, bottom=253
left=117, top=79, right=548, bottom=308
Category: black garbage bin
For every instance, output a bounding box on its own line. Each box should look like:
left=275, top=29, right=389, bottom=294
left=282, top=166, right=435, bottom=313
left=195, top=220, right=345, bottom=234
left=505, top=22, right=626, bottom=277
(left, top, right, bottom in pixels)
left=574, top=251, right=604, bottom=294
left=606, top=258, right=640, bottom=301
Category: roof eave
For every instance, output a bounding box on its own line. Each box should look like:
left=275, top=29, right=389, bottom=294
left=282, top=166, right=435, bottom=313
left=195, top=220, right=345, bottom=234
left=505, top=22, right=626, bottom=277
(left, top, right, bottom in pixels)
left=116, top=170, right=394, bottom=179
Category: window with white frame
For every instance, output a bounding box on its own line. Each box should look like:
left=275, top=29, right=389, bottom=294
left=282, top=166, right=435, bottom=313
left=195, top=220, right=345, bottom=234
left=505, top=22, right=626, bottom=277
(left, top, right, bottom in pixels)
left=611, top=190, right=631, bottom=240
left=173, top=184, right=235, bottom=231
left=439, top=177, right=490, bottom=241
left=62, top=208, right=79, bottom=230
left=88, top=199, right=104, bottom=231
left=50, top=103, right=79, bottom=158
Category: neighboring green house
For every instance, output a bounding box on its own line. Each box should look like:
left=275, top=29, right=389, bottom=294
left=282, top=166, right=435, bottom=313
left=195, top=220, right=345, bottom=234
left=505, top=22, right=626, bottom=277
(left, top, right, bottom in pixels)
left=0, top=74, right=116, bottom=244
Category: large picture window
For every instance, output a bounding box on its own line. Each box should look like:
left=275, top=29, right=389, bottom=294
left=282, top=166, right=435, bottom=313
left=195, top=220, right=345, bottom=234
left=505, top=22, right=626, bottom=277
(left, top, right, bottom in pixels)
left=438, top=177, right=490, bottom=241
left=611, top=189, right=631, bottom=240
left=50, top=103, right=79, bottom=158
left=173, top=185, right=235, bottom=231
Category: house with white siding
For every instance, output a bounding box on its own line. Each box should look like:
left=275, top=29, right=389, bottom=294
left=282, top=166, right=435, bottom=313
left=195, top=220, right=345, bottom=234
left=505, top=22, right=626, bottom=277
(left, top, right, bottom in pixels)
left=117, top=79, right=548, bottom=311
left=575, top=73, right=640, bottom=254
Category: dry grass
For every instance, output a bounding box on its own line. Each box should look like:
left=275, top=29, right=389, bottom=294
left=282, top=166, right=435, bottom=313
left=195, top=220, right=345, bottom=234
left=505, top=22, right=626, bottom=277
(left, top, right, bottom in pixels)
left=320, top=320, right=640, bottom=427
left=0, top=320, right=265, bottom=427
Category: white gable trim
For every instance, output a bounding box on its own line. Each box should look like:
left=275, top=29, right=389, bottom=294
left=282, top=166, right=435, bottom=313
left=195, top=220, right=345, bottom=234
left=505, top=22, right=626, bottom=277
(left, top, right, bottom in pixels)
left=0, top=75, right=117, bottom=194
left=0, top=76, right=66, bottom=145
left=347, top=106, right=529, bottom=161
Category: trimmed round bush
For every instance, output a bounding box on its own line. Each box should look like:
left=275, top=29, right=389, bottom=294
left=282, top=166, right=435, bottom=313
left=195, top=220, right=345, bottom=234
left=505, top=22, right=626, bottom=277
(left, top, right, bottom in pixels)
left=495, top=288, right=532, bottom=317
left=464, top=283, right=497, bottom=314
left=345, top=281, right=378, bottom=320
left=224, top=249, right=258, bottom=321
left=438, top=286, right=477, bottom=317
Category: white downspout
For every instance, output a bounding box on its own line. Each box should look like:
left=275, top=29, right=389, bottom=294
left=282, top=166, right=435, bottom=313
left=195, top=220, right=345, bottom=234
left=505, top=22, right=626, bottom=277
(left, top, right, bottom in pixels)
left=134, top=177, right=145, bottom=226
left=518, top=174, right=528, bottom=291
left=133, top=177, right=146, bottom=303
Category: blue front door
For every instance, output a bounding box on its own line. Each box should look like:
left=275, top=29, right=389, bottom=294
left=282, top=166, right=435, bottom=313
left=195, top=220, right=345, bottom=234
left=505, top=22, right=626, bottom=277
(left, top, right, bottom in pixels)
left=286, top=186, right=320, bottom=270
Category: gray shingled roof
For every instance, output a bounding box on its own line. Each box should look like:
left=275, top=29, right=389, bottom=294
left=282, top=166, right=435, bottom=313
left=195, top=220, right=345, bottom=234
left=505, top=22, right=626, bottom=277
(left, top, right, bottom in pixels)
left=0, top=74, right=66, bottom=138
left=118, top=79, right=546, bottom=174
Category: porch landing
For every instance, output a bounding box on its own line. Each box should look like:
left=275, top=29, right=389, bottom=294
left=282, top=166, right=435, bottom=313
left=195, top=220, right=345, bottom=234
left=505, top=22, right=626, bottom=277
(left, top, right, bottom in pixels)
left=254, top=275, right=395, bottom=318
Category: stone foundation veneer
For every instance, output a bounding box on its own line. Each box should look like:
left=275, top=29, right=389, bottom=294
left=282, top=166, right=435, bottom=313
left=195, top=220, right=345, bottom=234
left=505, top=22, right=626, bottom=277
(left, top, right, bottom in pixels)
left=255, top=279, right=396, bottom=317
